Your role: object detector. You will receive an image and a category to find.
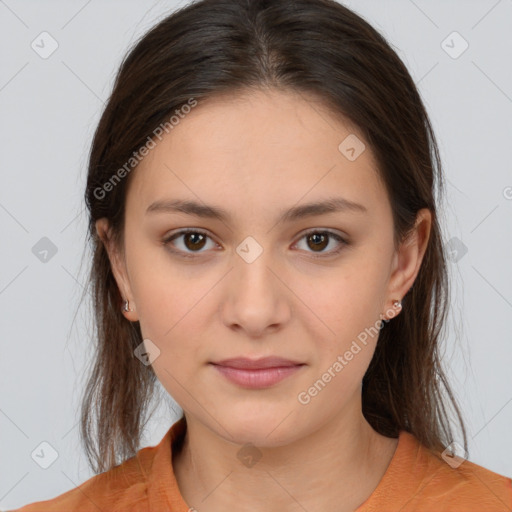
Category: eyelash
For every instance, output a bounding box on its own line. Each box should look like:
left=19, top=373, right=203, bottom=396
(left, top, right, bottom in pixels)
left=162, top=228, right=348, bottom=259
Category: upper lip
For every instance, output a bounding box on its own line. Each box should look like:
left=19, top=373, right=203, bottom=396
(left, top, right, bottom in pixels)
left=211, top=356, right=304, bottom=370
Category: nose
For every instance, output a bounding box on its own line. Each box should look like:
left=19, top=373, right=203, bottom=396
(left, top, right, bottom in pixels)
left=221, top=246, right=291, bottom=338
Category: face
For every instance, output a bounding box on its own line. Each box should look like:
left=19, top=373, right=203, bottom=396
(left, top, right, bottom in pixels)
left=97, top=88, right=430, bottom=447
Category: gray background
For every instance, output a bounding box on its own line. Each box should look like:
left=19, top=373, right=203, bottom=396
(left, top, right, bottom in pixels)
left=1, top=0, right=511, bottom=508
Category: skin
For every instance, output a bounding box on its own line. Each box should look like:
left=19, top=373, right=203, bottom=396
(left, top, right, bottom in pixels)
left=96, top=88, right=431, bottom=512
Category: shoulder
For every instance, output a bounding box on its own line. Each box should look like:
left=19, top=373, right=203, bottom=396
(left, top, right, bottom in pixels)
left=7, top=440, right=161, bottom=512
left=417, top=453, right=512, bottom=511
left=364, top=430, right=512, bottom=512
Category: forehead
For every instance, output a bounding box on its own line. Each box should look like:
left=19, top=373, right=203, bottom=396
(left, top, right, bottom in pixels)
left=126, top=88, right=387, bottom=221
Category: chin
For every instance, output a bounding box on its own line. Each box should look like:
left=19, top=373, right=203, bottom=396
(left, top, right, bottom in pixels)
left=218, top=408, right=303, bottom=448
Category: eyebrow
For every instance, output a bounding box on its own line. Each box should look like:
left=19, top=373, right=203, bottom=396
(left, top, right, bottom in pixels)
left=146, top=196, right=367, bottom=224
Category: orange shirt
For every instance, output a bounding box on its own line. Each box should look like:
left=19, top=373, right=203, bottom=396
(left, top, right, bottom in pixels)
left=11, top=417, right=512, bottom=511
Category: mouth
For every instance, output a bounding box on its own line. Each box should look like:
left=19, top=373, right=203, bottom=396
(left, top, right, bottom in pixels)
left=210, top=356, right=305, bottom=370
left=209, top=357, right=305, bottom=389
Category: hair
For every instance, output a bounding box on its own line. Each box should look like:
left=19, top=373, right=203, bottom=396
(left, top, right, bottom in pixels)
left=80, top=0, right=467, bottom=474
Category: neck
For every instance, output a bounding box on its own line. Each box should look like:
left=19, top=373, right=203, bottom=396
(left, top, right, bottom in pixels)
left=172, top=401, right=398, bottom=512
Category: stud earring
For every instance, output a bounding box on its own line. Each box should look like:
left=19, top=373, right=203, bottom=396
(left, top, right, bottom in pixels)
left=379, top=298, right=403, bottom=323
left=123, top=299, right=133, bottom=312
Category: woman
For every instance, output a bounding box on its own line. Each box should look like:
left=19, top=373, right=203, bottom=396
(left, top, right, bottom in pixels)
left=12, top=0, right=512, bottom=510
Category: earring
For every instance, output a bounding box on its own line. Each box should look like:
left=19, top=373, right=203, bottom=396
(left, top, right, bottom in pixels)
left=379, top=298, right=403, bottom=323
left=123, top=299, right=133, bottom=312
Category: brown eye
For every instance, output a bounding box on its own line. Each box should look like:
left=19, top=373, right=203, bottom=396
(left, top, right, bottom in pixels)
left=163, top=229, right=216, bottom=257
left=294, top=230, right=347, bottom=258
left=307, top=232, right=329, bottom=252
left=183, top=232, right=207, bottom=251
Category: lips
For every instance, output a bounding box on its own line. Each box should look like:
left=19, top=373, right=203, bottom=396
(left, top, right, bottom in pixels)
left=210, top=356, right=304, bottom=370
left=209, top=357, right=305, bottom=389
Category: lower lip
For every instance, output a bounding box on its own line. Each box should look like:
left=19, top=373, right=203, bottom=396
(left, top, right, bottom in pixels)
left=211, top=364, right=304, bottom=389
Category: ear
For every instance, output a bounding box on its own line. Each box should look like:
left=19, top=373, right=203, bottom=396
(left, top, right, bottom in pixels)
left=384, top=208, right=432, bottom=319
left=95, top=218, right=139, bottom=322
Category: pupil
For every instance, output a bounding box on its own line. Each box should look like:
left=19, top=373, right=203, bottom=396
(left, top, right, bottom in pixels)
left=309, top=233, right=327, bottom=251
left=185, top=233, right=206, bottom=250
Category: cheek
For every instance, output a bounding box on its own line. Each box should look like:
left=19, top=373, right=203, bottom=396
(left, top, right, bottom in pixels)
left=136, top=285, right=206, bottom=409
left=128, top=243, right=202, bottom=333
left=293, top=275, right=383, bottom=414
left=129, top=255, right=214, bottom=371
left=136, top=285, right=205, bottom=365
left=299, top=264, right=385, bottom=347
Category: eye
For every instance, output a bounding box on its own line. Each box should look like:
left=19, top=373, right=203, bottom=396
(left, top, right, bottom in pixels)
left=293, top=229, right=348, bottom=258
left=163, top=229, right=218, bottom=258
left=163, top=228, right=348, bottom=259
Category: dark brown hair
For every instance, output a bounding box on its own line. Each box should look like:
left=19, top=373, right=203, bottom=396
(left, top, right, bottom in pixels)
left=81, top=0, right=467, bottom=473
